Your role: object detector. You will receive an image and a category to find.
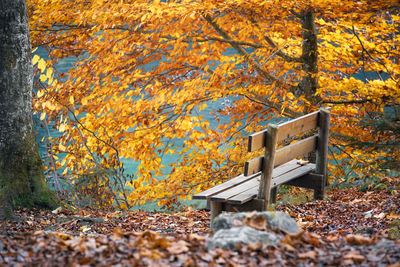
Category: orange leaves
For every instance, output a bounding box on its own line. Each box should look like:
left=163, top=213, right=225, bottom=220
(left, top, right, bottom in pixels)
left=28, top=0, right=400, bottom=207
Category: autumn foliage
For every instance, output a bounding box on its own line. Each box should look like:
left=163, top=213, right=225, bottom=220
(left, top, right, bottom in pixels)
left=27, top=0, right=399, bottom=208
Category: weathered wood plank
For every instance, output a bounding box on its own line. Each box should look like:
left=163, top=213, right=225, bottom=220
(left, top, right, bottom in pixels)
left=248, top=129, right=268, bottom=152
left=285, top=173, right=324, bottom=189
left=247, top=110, right=319, bottom=152
left=245, top=157, right=300, bottom=177
left=272, top=159, right=302, bottom=177
left=271, top=164, right=316, bottom=188
left=276, top=110, right=319, bottom=142
left=230, top=163, right=316, bottom=204
left=192, top=173, right=259, bottom=199
left=274, top=134, right=317, bottom=167
left=211, top=178, right=259, bottom=202
left=244, top=156, right=263, bottom=176
left=227, top=186, right=259, bottom=204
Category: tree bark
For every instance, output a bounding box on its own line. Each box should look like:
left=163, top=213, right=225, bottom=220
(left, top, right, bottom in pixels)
left=0, top=0, right=56, bottom=219
left=293, top=9, right=321, bottom=110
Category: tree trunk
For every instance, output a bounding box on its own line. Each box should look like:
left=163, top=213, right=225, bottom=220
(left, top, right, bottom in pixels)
left=293, top=9, right=321, bottom=110
left=0, top=0, right=56, bottom=219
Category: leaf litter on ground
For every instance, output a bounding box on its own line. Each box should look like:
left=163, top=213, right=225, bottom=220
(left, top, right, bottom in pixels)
left=0, top=176, right=399, bottom=266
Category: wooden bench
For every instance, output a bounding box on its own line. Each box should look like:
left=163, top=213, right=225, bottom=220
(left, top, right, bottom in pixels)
left=193, top=108, right=330, bottom=223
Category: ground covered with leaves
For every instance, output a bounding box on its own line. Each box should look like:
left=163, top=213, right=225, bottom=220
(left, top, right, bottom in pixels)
left=1, top=177, right=399, bottom=266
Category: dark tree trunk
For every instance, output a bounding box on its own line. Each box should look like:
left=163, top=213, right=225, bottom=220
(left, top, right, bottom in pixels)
left=0, top=0, right=56, bottom=219
left=293, top=9, right=321, bottom=111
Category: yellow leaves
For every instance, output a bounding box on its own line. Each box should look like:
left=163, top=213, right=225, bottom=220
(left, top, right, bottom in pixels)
left=58, top=143, right=67, bottom=152
left=39, top=74, right=47, bottom=82
left=38, top=58, right=46, bottom=72
left=69, top=95, right=75, bottom=105
left=58, top=124, right=67, bottom=132
left=37, top=90, right=45, bottom=98
left=40, top=112, right=46, bottom=121
left=46, top=67, right=53, bottom=78
left=32, top=54, right=40, bottom=65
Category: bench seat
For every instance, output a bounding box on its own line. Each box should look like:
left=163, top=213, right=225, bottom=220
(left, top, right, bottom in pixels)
left=193, top=159, right=316, bottom=204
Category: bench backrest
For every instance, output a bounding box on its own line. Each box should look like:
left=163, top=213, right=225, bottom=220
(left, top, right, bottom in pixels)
left=244, top=108, right=330, bottom=176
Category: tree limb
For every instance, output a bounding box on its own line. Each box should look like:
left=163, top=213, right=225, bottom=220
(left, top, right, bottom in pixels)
left=202, top=14, right=279, bottom=84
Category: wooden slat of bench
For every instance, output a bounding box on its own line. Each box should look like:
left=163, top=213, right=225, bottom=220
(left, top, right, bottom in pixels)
left=285, top=173, right=323, bottom=189
left=271, top=163, right=316, bottom=188
left=244, top=156, right=263, bottom=176
left=227, top=186, right=258, bottom=204
left=245, top=158, right=300, bottom=177
left=247, top=110, right=319, bottom=152
left=192, top=172, right=260, bottom=200
left=211, top=177, right=259, bottom=202
left=277, top=111, right=319, bottom=142
left=228, top=163, right=316, bottom=204
left=274, top=134, right=317, bottom=167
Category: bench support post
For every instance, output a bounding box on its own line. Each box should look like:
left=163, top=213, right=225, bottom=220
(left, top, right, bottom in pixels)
left=210, top=200, right=223, bottom=227
left=258, top=124, right=278, bottom=210
left=314, top=108, right=330, bottom=199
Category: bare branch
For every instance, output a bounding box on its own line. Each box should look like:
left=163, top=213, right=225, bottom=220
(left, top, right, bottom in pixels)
left=245, top=17, right=302, bottom=63
left=322, top=98, right=375, bottom=104
left=239, top=92, right=301, bottom=118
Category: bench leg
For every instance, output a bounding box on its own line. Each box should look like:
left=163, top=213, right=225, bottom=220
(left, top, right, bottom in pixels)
left=210, top=201, right=223, bottom=227
left=270, top=187, right=277, bottom=204
left=313, top=175, right=325, bottom=200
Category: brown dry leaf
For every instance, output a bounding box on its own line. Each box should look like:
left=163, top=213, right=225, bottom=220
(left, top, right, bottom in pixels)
left=345, top=234, right=373, bottom=245
left=282, top=244, right=296, bottom=252
left=188, top=233, right=205, bottom=242
left=139, top=247, right=165, bottom=260
left=280, top=234, right=294, bottom=246
left=387, top=211, right=400, bottom=219
left=247, top=242, right=262, bottom=251
left=152, top=236, right=170, bottom=249
left=298, top=250, right=317, bottom=259
left=248, top=215, right=267, bottom=231
left=344, top=250, right=365, bottom=263
left=112, top=227, right=125, bottom=239
left=302, top=232, right=321, bottom=247
left=242, top=211, right=257, bottom=226
left=167, top=240, right=189, bottom=254
left=286, top=231, right=306, bottom=245
left=52, top=232, right=72, bottom=241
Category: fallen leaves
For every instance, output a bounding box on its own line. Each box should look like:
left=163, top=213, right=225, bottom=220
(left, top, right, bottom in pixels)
left=278, top=177, right=400, bottom=239
left=0, top=181, right=399, bottom=266
left=346, top=234, right=374, bottom=246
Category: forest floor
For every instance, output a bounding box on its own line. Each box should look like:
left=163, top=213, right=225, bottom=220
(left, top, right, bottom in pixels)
left=0, top=176, right=399, bottom=266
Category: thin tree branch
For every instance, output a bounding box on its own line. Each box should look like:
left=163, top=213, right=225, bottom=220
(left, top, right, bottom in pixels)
left=202, top=14, right=279, bottom=84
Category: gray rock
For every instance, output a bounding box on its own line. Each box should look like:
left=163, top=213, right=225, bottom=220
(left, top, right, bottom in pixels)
left=373, top=239, right=396, bottom=252
left=208, top=226, right=280, bottom=250
left=212, top=211, right=299, bottom=234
